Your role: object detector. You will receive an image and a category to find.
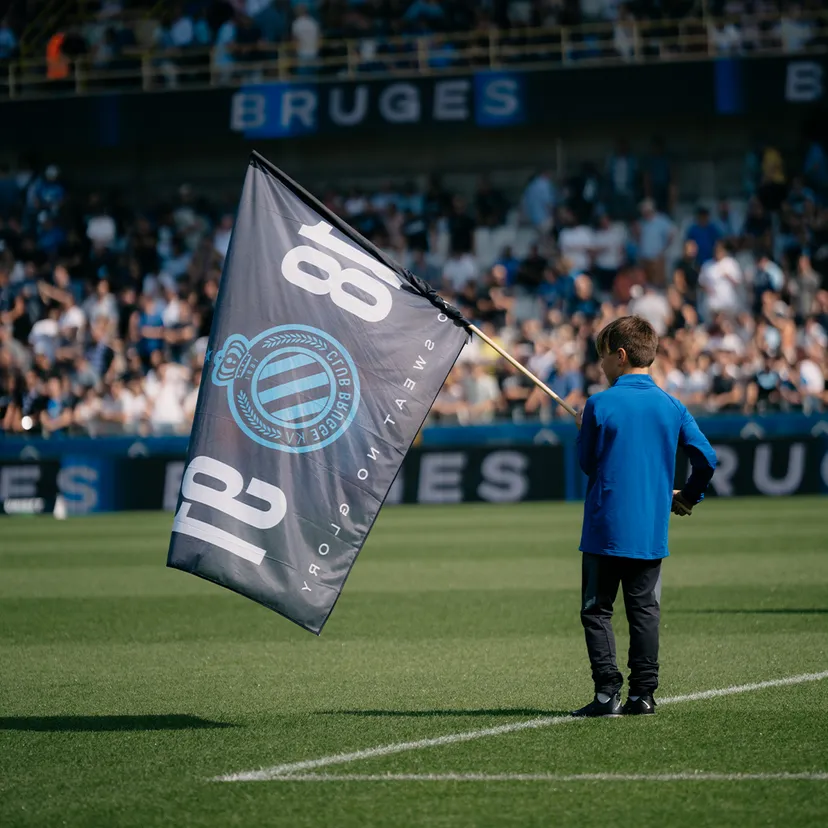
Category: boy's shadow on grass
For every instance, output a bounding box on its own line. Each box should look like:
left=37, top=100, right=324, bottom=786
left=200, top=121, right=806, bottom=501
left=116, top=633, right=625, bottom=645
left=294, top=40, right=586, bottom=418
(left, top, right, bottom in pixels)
left=0, top=715, right=235, bottom=732
left=321, top=709, right=572, bottom=718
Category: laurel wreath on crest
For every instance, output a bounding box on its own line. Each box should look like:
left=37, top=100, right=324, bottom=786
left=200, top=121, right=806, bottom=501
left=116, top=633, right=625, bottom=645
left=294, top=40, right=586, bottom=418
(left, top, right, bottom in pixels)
left=237, top=390, right=283, bottom=440
left=262, top=333, right=328, bottom=351
left=235, top=333, right=334, bottom=441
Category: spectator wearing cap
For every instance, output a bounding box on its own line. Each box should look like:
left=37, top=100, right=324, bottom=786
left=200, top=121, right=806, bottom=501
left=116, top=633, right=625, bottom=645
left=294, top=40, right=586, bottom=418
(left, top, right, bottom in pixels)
left=637, top=198, right=675, bottom=287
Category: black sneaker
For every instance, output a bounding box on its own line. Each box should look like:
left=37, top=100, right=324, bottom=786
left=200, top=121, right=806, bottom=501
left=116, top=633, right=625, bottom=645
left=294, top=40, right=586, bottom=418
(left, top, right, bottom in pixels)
left=571, top=692, right=622, bottom=718
left=622, top=694, right=656, bottom=715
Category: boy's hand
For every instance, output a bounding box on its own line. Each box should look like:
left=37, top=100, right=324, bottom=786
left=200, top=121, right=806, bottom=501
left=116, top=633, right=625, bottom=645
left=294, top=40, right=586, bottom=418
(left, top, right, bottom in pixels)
left=575, top=409, right=583, bottom=431
left=672, top=490, right=693, bottom=516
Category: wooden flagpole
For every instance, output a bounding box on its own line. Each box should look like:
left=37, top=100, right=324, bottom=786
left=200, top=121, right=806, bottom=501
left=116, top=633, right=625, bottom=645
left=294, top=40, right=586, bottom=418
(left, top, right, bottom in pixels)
left=468, top=323, right=578, bottom=418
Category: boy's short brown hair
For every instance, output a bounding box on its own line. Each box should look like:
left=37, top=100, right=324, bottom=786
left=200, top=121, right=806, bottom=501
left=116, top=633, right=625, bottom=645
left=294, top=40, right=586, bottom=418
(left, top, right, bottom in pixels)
left=595, top=316, right=659, bottom=367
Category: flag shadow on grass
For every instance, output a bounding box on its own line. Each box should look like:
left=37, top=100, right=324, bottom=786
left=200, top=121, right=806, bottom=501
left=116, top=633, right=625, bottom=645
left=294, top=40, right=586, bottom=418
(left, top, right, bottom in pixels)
left=320, top=709, right=572, bottom=718
left=0, top=715, right=236, bottom=732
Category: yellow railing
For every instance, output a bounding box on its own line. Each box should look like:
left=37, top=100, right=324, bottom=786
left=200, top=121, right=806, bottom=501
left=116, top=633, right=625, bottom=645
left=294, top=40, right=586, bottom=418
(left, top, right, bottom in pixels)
left=2, top=12, right=827, bottom=100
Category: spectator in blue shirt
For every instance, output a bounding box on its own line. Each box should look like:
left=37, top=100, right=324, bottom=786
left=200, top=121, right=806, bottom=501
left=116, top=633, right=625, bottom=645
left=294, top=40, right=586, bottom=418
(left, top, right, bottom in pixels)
left=686, top=206, right=721, bottom=264
left=803, top=137, right=828, bottom=198
left=0, top=18, right=17, bottom=62
left=134, top=293, right=164, bottom=364
left=550, top=354, right=585, bottom=409
left=522, top=170, right=556, bottom=233
left=568, top=273, right=600, bottom=318
left=427, top=34, right=458, bottom=68
left=537, top=266, right=561, bottom=307
left=37, top=214, right=66, bottom=257
left=41, top=376, right=74, bottom=435
left=33, top=166, right=65, bottom=216
left=714, top=199, right=738, bottom=241
left=785, top=176, right=816, bottom=217
left=494, top=245, right=520, bottom=286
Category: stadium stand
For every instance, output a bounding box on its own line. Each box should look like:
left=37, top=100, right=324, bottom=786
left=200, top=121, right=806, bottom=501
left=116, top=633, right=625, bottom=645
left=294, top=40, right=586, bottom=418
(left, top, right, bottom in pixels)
left=1, top=1, right=828, bottom=96
left=1, top=128, right=827, bottom=436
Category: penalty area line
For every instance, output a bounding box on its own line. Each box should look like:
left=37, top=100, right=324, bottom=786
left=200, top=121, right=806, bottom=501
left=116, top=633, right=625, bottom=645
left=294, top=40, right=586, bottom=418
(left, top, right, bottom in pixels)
left=214, top=670, right=828, bottom=783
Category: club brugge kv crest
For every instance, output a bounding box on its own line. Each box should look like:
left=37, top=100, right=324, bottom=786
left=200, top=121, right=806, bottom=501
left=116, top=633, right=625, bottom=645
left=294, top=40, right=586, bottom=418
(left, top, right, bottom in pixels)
left=212, top=324, right=360, bottom=453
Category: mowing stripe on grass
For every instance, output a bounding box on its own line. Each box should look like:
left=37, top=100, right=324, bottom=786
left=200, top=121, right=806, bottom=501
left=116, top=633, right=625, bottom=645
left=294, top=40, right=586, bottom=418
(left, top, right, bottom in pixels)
left=262, top=772, right=828, bottom=783
left=214, top=671, right=828, bottom=783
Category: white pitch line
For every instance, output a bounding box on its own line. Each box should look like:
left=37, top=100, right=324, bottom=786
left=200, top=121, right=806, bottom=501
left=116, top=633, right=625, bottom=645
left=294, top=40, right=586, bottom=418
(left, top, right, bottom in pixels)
left=214, top=670, right=828, bottom=783
left=260, top=772, right=828, bottom=783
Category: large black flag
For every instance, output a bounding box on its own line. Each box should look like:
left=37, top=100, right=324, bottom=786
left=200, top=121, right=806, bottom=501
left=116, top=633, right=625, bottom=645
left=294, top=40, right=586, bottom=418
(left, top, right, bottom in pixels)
left=167, top=152, right=468, bottom=634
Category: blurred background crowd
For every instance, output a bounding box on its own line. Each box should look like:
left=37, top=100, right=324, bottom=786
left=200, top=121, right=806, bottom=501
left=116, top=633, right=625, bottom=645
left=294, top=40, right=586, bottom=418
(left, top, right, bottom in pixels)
left=2, top=0, right=828, bottom=88
left=2, top=129, right=827, bottom=436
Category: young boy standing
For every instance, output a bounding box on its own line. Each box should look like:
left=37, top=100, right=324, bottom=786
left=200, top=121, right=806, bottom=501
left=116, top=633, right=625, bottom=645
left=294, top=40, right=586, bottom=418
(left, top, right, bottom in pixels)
left=573, top=316, right=717, bottom=717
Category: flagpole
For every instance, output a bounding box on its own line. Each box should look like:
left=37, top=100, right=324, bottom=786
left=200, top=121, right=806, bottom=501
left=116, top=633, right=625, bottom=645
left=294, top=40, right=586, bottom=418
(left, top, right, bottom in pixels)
left=467, top=323, right=578, bottom=418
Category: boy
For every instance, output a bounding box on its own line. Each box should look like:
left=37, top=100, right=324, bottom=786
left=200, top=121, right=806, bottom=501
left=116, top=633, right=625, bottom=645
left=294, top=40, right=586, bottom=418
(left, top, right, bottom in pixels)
left=573, top=316, right=717, bottom=717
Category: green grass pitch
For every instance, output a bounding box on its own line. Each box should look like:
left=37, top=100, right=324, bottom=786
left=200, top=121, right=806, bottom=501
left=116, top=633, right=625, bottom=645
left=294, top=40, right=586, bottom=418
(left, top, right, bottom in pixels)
left=1, top=497, right=827, bottom=827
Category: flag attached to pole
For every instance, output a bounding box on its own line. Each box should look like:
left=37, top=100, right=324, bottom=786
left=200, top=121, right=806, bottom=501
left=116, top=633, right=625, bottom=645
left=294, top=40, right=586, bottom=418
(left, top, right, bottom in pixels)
left=167, top=152, right=468, bottom=634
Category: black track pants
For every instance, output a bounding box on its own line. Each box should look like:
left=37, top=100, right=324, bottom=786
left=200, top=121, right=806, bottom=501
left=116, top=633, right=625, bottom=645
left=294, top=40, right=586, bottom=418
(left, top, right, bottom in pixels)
left=580, top=552, right=662, bottom=696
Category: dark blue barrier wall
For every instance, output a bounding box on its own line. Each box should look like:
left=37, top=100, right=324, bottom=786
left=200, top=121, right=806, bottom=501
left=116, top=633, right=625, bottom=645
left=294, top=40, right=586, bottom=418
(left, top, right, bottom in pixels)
left=2, top=435, right=826, bottom=514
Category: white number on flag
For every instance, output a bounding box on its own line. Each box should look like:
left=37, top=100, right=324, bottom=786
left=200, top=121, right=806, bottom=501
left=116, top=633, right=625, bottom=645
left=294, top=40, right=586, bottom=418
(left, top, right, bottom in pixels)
left=172, top=455, right=287, bottom=565
left=280, top=221, right=400, bottom=323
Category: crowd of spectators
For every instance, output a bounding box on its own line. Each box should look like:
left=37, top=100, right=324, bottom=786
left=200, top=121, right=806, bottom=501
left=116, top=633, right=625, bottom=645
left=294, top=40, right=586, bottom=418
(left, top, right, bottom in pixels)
left=2, top=0, right=828, bottom=89
left=2, top=135, right=828, bottom=437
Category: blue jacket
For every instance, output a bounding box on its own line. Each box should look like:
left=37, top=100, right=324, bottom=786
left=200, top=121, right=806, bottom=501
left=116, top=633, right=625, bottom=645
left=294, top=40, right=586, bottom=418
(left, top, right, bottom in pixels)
left=577, top=374, right=717, bottom=560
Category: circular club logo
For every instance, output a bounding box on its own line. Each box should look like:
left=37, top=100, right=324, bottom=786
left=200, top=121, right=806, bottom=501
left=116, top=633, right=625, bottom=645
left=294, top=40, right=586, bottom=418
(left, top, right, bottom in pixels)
left=211, top=324, right=360, bottom=453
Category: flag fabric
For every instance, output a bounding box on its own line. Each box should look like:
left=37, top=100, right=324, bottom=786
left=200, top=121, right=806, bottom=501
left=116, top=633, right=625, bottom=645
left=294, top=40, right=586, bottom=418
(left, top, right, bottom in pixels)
left=167, top=152, right=468, bottom=634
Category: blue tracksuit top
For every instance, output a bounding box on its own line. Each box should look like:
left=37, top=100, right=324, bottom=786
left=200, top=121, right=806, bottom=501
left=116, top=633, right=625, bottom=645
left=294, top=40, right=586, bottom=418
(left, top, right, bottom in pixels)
left=577, top=374, right=717, bottom=560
